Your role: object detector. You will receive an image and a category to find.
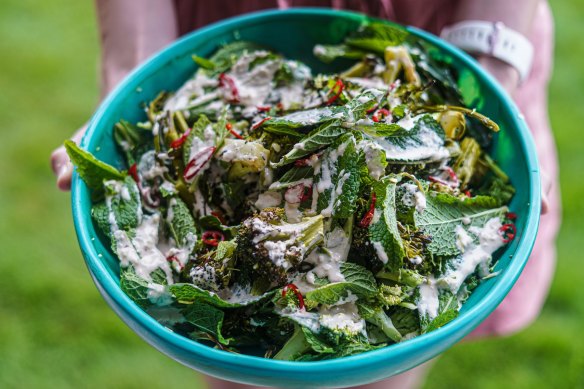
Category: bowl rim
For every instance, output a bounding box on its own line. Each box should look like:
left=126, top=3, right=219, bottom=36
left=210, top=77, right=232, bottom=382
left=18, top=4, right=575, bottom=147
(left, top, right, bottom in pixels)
left=71, top=7, right=541, bottom=374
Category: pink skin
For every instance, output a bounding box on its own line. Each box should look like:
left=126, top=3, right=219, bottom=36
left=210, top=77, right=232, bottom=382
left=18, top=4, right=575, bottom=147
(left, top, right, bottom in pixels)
left=50, top=1, right=557, bottom=388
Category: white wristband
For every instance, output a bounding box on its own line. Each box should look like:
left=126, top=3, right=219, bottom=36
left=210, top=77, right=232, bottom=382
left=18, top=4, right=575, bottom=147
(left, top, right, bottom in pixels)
left=440, top=21, right=534, bottom=83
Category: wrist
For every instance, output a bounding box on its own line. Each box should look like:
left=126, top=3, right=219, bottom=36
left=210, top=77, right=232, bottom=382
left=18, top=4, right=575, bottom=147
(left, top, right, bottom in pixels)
left=477, top=56, right=520, bottom=94
left=440, top=20, right=533, bottom=84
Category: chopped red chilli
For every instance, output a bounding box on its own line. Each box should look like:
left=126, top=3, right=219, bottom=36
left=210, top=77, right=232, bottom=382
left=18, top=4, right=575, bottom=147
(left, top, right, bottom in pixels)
left=256, top=105, right=271, bottom=112
left=359, top=192, right=377, bottom=228
left=128, top=163, right=140, bottom=183
left=170, top=128, right=192, bottom=149
left=218, top=73, right=239, bottom=103
left=282, top=284, right=305, bottom=310
left=202, top=230, right=225, bottom=247
left=499, top=223, right=517, bottom=243
left=226, top=123, right=244, bottom=139
left=326, top=79, right=345, bottom=105
left=505, top=212, right=517, bottom=220
left=251, top=116, right=272, bottom=131
left=183, top=146, right=215, bottom=181
left=166, top=255, right=184, bottom=270
left=210, top=211, right=226, bottom=224
left=299, top=185, right=312, bottom=202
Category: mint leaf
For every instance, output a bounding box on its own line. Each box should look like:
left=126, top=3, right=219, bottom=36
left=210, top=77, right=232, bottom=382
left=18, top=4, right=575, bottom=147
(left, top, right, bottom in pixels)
left=419, top=289, right=459, bottom=333
left=313, top=44, right=368, bottom=63
left=120, top=266, right=167, bottom=309
left=305, top=263, right=377, bottom=305
left=301, top=327, right=335, bottom=354
left=169, top=283, right=269, bottom=308
left=65, top=140, right=125, bottom=189
left=345, top=22, right=409, bottom=54
left=381, top=115, right=447, bottom=163
left=167, top=197, right=196, bottom=247
left=315, top=134, right=361, bottom=218
left=101, top=176, right=142, bottom=231
left=269, top=166, right=314, bottom=191
left=415, top=193, right=507, bottom=256
left=273, top=120, right=345, bottom=167
left=183, top=114, right=212, bottom=165
left=183, top=302, right=230, bottom=345
left=369, top=176, right=405, bottom=272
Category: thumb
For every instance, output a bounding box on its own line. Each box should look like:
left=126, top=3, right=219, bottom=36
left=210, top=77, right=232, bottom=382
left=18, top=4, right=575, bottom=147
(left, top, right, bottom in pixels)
left=51, top=145, right=73, bottom=191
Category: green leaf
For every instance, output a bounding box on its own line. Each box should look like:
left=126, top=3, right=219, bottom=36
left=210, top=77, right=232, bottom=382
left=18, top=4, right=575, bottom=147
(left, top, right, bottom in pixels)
left=269, top=166, right=314, bottom=191
left=263, top=107, right=334, bottom=133
left=169, top=283, right=269, bottom=308
left=300, top=327, right=335, bottom=354
left=183, top=114, right=212, bottom=165
left=192, top=54, right=215, bottom=70
left=339, top=90, right=380, bottom=121
left=369, top=176, right=405, bottom=272
left=345, top=22, right=409, bottom=54
left=313, top=44, right=369, bottom=63
left=315, top=134, right=361, bottom=218
left=358, top=122, right=403, bottom=137
left=273, top=120, right=345, bottom=167
left=103, top=176, right=142, bottom=233
left=182, top=302, right=230, bottom=345
left=167, top=197, right=196, bottom=247
left=64, top=140, right=125, bottom=190
left=381, top=115, right=446, bottom=162
left=305, top=262, right=377, bottom=305
left=419, top=289, right=459, bottom=333
left=415, top=193, right=507, bottom=256
left=120, top=266, right=168, bottom=309
left=198, top=41, right=265, bottom=76
left=423, top=309, right=458, bottom=333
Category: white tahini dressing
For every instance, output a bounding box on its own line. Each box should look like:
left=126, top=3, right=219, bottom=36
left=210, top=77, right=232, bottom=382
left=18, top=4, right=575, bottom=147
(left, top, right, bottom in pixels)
left=439, top=217, right=505, bottom=293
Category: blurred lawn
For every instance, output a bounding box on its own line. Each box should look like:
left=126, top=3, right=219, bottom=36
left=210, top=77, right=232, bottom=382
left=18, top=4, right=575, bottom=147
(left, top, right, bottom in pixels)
left=0, top=0, right=582, bottom=388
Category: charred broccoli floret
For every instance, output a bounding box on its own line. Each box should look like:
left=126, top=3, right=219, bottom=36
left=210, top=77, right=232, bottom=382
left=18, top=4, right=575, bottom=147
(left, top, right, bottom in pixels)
left=235, top=208, right=324, bottom=288
left=185, top=240, right=237, bottom=291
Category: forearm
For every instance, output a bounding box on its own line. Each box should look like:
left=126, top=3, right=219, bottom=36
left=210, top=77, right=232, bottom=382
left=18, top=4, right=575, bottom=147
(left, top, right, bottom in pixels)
left=452, top=0, right=539, bottom=34
left=95, top=0, right=178, bottom=97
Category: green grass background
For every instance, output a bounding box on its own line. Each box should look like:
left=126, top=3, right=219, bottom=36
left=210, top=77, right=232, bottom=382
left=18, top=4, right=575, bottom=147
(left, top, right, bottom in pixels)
left=0, top=0, right=582, bottom=388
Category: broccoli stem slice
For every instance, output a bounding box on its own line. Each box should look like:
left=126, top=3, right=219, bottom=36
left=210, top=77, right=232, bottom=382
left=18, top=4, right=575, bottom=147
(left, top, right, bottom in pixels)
left=376, top=268, right=425, bottom=287
left=365, top=310, right=402, bottom=343
left=273, top=325, right=311, bottom=361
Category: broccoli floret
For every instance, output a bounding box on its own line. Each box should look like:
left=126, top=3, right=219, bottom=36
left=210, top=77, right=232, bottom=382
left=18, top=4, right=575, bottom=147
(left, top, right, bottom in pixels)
left=185, top=240, right=237, bottom=291
left=348, top=225, right=384, bottom=273
left=235, top=208, right=324, bottom=288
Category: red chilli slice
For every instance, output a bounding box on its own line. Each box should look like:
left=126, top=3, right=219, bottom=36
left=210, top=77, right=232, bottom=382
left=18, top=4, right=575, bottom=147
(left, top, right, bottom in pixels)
left=170, top=128, right=192, bottom=149
left=326, top=79, right=345, bottom=105
left=282, top=284, right=305, bottom=311
left=128, top=163, right=140, bottom=183
left=210, top=211, right=227, bottom=225
left=506, top=212, right=517, bottom=220
left=183, top=146, right=215, bottom=182
left=202, top=230, right=225, bottom=247
left=251, top=116, right=272, bottom=131
left=499, top=223, right=517, bottom=243
left=226, top=123, right=244, bottom=139
left=257, top=105, right=271, bottom=112
left=166, top=255, right=184, bottom=271
left=218, top=73, right=239, bottom=103
left=359, top=192, right=377, bottom=228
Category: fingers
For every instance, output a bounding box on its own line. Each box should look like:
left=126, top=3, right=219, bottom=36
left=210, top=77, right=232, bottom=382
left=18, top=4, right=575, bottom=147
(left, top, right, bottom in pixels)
left=51, top=146, right=73, bottom=191
left=51, top=124, right=88, bottom=192
left=477, top=56, right=520, bottom=96
left=540, top=169, right=552, bottom=215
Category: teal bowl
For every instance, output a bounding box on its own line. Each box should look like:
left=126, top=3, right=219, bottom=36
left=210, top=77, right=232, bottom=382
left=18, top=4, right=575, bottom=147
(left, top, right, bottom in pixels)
left=71, top=8, right=541, bottom=388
